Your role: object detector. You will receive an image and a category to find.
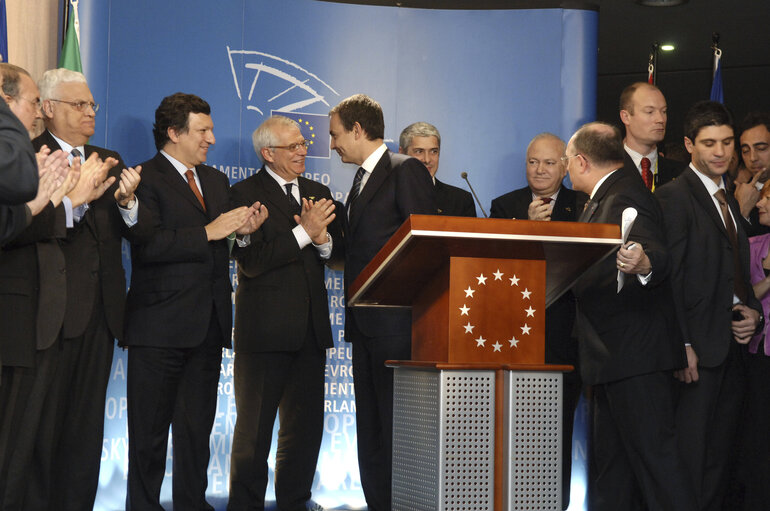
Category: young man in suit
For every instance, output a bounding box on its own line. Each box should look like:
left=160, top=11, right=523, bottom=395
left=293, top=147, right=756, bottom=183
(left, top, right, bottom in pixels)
left=123, top=93, right=264, bottom=509
left=619, top=82, right=683, bottom=190
left=31, top=67, right=141, bottom=510
left=656, top=101, right=762, bottom=510
left=329, top=94, right=435, bottom=511
left=398, top=121, right=476, bottom=217
left=227, top=115, right=341, bottom=510
left=489, top=132, right=586, bottom=509
left=567, top=122, right=696, bottom=511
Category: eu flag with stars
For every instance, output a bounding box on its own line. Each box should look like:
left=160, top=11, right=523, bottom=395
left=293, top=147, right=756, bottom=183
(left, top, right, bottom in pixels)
left=272, top=111, right=330, bottom=158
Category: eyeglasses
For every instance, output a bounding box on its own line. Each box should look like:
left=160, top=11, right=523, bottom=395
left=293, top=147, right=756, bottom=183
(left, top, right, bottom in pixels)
left=560, top=154, right=580, bottom=162
left=49, top=99, right=100, bottom=113
left=269, top=140, right=310, bottom=152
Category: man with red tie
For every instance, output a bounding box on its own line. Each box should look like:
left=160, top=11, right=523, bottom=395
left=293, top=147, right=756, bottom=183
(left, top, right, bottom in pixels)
left=619, top=82, right=683, bottom=191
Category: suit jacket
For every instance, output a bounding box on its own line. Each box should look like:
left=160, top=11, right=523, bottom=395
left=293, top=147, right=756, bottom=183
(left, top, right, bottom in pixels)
left=343, top=150, right=436, bottom=339
left=435, top=178, right=476, bottom=217
left=32, top=130, right=128, bottom=342
left=623, top=151, right=684, bottom=190
left=656, top=167, right=762, bottom=368
left=230, top=168, right=342, bottom=352
left=123, top=152, right=233, bottom=349
left=0, top=101, right=37, bottom=246
left=489, top=185, right=587, bottom=366
left=573, top=166, right=685, bottom=385
left=0, top=203, right=66, bottom=367
left=489, top=184, right=587, bottom=221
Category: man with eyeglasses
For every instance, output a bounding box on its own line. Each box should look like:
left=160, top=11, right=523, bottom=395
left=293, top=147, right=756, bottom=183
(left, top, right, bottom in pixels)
left=31, top=67, right=142, bottom=511
left=227, top=115, right=341, bottom=511
left=566, top=122, right=696, bottom=511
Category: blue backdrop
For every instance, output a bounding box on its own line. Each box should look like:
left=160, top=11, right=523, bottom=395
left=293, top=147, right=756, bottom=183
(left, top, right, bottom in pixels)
left=75, top=1, right=598, bottom=509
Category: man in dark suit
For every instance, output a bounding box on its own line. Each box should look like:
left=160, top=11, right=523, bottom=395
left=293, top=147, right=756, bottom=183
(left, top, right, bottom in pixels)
left=329, top=94, right=435, bottom=511
left=398, top=121, right=475, bottom=217
left=227, top=115, right=341, bottom=510
left=567, top=122, right=696, bottom=511
left=656, top=101, right=762, bottom=510
left=489, top=132, right=586, bottom=510
left=619, top=82, right=683, bottom=190
left=123, top=93, right=263, bottom=510
left=30, top=67, right=140, bottom=510
left=733, top=112, right=770, bottom=237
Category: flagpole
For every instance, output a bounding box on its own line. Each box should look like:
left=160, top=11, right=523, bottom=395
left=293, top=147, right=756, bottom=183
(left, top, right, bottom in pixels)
left=648, top=42, right=658, bottom=85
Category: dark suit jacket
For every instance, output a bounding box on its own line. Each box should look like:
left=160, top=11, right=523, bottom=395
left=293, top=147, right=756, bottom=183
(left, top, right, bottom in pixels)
left=435, top=178, right=476, bottom=217
left=230, top=168, right=342, bottom=352
left=623, top=151, right=684, bottom=190
left=656, top=167, right=762, bottom=368
left=122, top=152, right=232, bottom=349
left=489, top=185, right=587, bottom=367
left=343, top=150, right=436, bottom=340
left=0, top=203, right=66, bottom=367
left=489, top=184, right=587, bottom=221
left=573, top=166, right=685, bottom=385
left=32, top=130, right=128, bottom=342
left=0, top=101, right=37, bottom=246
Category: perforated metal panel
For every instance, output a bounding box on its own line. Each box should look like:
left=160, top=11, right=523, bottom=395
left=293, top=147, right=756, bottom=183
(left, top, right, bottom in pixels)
left=393, top=368, right=495, bottom=511
left=502, top=371, right=563, bottom=510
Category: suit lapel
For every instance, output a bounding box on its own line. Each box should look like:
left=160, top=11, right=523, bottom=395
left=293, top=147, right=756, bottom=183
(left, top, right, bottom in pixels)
left=349, top=151, right=391, bottom=231
left=683, top=168, right=731, bottom=242
left=258, top=168, right=296, bottom=223
left=154, top=153, right=208, bottom=216
left=552, top=188, right=575, bottom=221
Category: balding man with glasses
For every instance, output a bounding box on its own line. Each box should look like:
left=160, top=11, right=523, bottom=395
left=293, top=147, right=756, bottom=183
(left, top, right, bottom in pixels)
left=32, top=67, right=142, bottom=511
left=227, top=115, right=341, bottom=511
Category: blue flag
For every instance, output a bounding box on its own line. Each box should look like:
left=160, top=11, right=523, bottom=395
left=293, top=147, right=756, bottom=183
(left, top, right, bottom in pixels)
left=0, top=0, right=8, bottom=63
left=272, top=111, right=330, bottom=158
left=710, top=50, right=723, bottom=103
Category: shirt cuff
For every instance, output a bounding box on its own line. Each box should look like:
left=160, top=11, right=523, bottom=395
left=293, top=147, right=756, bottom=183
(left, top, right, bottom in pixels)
left=313, top=233, right=332, bottom=260
left=118, top=197, right=139, bottom=227
left=293, top=224, right=312, bottom=249
left=636, top=271, right=653, bottom=286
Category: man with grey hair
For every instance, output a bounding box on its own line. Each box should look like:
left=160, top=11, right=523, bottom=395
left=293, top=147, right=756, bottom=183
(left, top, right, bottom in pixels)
left=399, top=121, right=475, bottom=217
left=567, top=122, right=696, bottom=510
left=489, top=131, right=586, bottom=509
left=227, top=115, right=340, bottom=510
left=32, top=67, right=142, bottom=510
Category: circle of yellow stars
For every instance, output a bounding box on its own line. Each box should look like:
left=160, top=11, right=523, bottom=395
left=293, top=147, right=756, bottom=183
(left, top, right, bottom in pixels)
left=459, top=269, right=535, bottom=352
left=298, top=118, right=315, bottom=146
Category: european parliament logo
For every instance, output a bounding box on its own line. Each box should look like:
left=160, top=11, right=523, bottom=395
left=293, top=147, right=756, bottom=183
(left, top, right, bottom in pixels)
left=272, top=111, right=330, bottom=159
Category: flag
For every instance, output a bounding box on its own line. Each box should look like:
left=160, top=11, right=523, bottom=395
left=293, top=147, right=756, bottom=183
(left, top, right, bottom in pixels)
left=710, top=47, right=723, bottom=103
left=273, top=111, right=331, bottom=158
left=0, top=0, right=8, bottom=63
left=59, top=0, right=82, bottom=72
left=647, top=58, right=654, bottom=84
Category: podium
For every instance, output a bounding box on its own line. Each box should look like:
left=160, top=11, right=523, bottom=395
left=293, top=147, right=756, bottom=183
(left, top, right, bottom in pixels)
left=348, top=215, right=621, bottom=511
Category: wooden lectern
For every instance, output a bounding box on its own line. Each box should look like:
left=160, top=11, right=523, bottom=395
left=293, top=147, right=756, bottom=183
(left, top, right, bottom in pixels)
left=348, top=215, right=621, bottom=511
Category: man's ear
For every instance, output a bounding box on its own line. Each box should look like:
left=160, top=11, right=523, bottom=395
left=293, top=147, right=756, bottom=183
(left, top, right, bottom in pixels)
left=684, top=136, right=694, bottom=155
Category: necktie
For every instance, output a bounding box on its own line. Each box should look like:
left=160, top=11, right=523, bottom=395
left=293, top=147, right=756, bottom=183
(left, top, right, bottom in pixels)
left=540, top=197, right=553, bottom=204
left=70, top=147, right=82, bottom=162
left=640, top=157, right=653, bottom=190
left=714, top=189, right=748, bottom=303
left=185, top=169, right=206, bottom=211
left=347, top=166, right=366, bottom=217
left=70, top=148, right=89, bottom=219
left=285, top=183, right=301, bottom=215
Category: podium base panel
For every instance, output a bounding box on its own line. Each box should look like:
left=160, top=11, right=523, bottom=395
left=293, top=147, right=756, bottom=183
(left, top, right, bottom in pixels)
left=392, top=366, right=563, bottom=511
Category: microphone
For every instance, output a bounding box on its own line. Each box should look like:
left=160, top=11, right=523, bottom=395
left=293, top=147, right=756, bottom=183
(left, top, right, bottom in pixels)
left=461, top=171, right=488, bottom=218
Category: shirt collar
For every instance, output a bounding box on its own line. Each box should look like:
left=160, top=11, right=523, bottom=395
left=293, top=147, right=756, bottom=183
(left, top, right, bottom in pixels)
left=624, top=144, right=658, bottom=172
left=49, top=131, right=84, bottom=160
left=263, top=164, right=298, bottom=188
left=590, top=169, right=621, bottom=199
left=160, top=149, right=194, bottom=179
left=689, top=162, right=725, bottom=196
left=360, top=143, right=388, bottom=173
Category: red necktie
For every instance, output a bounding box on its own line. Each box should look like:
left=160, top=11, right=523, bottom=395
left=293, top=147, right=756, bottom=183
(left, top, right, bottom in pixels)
left=185, top=169, right=206, bottom=211
left=641, top=157, right=653, bottom=190
left=540, top=197, right=553, bottom=204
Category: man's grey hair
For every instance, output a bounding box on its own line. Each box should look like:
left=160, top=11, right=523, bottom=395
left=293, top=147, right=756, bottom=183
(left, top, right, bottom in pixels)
left=399, top=121, right=441, bottom=151
left=37, top=68, right=88, bottom=100
left=252, top=115, right=300, bottom=163
left=0, top=63, right=31, bottom=100
left=527, top=132, right=565, bottom=155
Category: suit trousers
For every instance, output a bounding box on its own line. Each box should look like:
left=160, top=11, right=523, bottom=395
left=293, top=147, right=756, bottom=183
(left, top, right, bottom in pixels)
left=0, top=343, right=59, bottom=510
left=227, top=325, right=325, bottom=511
left=351, top=333, right=411, bottom=511
left=49, top=299, right=114, bottom=511
left=126, top=310, right=223, bottom=511
left=676, top=341, right=747, bottom=511
left=590, top=371, right=697, bottom=511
